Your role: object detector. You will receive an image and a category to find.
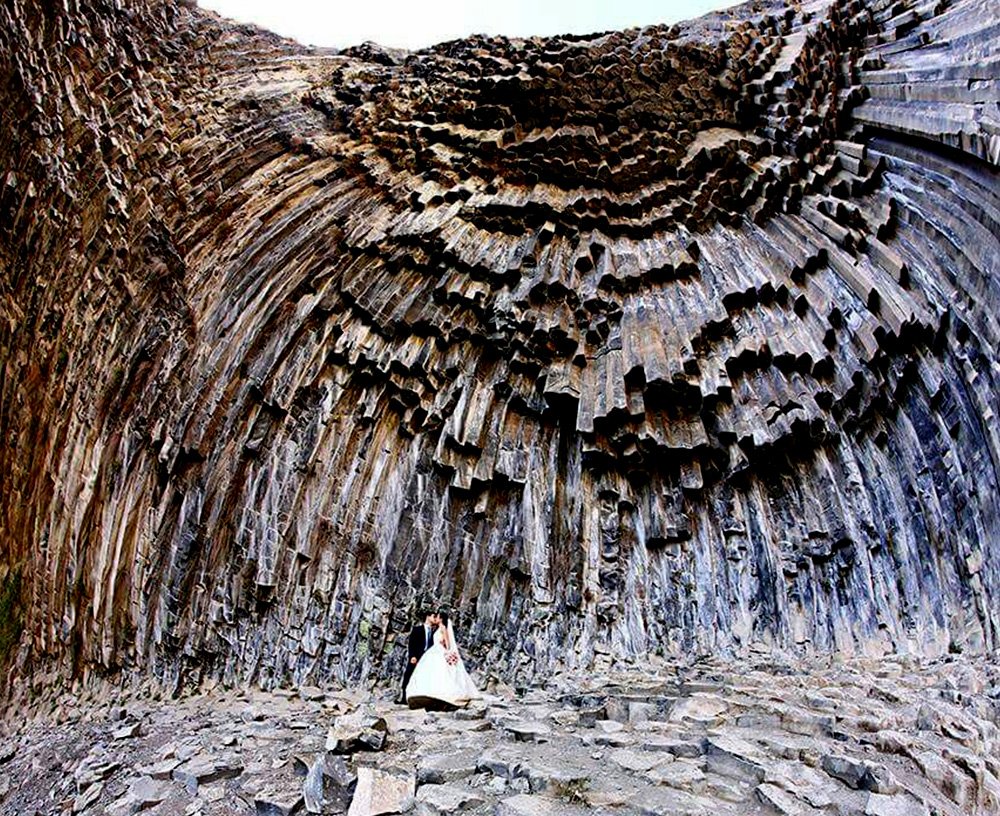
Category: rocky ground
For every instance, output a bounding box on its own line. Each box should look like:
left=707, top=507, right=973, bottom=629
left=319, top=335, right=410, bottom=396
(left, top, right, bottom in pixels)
left=1, top=653, right=998, bottom=816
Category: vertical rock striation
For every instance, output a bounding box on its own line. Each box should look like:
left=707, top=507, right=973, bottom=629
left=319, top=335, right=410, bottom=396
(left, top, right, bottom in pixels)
left=0, top=0, right=998, bottom=695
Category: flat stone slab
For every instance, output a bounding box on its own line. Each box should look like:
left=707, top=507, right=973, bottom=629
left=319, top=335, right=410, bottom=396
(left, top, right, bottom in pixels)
left=646, top=758, right=707, bottom=791
left=415, top=783, right=485, bottom=813
left=864, top=792, right=930, bottom=816
left=255, top=786, right=305, bottom=816
left=496, top=794, right=593, bottom=816
left=641, top=735, right=704, bottom=757
left=669, top=694, right=729, bottom=723
left=72, top=781, right=102, bottom=813
left=610, top=748, right=666, bottom=773
left=627, top=785, right=723, bottom=815
left=172, top=757, right=244, bottom=794
left=504, top=721, right=552, bottom=743
left=417, top=748, right=481, bottom=784
left=136, top=757, right=183, bottom=780
left=347, top=766, right=415, bottom=816
left=127, top=775, right=170, bottom=810
left=327, top=712, right=389, bottom=754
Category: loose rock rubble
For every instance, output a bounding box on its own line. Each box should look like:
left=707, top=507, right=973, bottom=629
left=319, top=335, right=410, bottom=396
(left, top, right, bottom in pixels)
left=1, top=654, right=997, bottom=815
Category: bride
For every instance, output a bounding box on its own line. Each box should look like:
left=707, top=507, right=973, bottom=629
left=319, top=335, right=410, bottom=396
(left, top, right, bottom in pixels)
left=405, top=612, right=479, bottom=709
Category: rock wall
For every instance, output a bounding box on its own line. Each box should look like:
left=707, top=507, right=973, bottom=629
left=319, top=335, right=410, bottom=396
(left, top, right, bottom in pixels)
left=1, top=0, right=998, bottom=695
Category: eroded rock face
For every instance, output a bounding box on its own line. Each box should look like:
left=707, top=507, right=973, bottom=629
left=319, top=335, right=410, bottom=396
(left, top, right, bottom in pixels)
left=0, top=0, right=998, bottom=693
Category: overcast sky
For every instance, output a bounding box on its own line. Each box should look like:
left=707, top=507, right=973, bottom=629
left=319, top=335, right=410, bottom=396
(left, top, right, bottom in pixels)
left=197, top=0, right=742, bottom=50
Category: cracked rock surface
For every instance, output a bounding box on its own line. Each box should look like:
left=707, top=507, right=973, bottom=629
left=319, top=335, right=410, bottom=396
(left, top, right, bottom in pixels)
left=1, top=655, right=998, bottom=815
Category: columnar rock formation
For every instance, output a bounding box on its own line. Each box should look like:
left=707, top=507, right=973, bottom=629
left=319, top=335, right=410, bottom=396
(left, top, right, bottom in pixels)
left=1, top=0, right=998, bottom=694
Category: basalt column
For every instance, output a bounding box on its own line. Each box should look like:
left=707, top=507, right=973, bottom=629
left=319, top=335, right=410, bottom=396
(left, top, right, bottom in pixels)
left=1, top=0, right=998, bottom=695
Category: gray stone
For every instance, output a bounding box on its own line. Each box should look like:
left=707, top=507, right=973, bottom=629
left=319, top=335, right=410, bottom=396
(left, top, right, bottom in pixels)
left=641, top=736, right=704, bottom=758
left=819, top=754, right=895, bottom=792
left=756, top=783, right=809, bottom=815
left=72, top=781, right=103, bottom=813
left=73, top=749, right=120, bottom=791
left=516, top=760, right=590, bottom=796
left=669, top=694, right=728, bottom=724
left=704, top=735, right=768, bottom=783
left=864, top=792, right=930, bottom=816
left=299, top=752, right=355, bottom=813
left=255, top=786, right=305, bottom=816
left=646, top=759, right=707, bottom=792
left=347, top=766, right=416, bottom=816
left=504, top=721, right=552, bottom=743
left=478, top=750, right=518, bottom=779
left=609, top=748, right=664, bottom=773
left=128, top=775, right=169, bottom=811
left=496, top=794, right=592, bottom=816
left=628, top=702, right=660, bottom=724
left=453, top=705, right=487, bottom=721
left=327, top=713, right=389, bottom=754
left=418, top=749, right=480, bottom=784
left=172, top=757, right=244, bottom=794
left=136, top=758, right=182, bottom=780
left=303, top=757, right=326, bottom=814
left=415, top=783, right=485, bottom=813
left=113, top=722, right=142, bottom=740
left=625, top=785, right=718, bottom=815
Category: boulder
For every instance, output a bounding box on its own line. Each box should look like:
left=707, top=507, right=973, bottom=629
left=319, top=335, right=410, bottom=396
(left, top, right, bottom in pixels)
left=704, top=735, right=768, bottom=783
left=756, top=782, right=809, bottom=815
left=641, top=735, right=703, bottom=758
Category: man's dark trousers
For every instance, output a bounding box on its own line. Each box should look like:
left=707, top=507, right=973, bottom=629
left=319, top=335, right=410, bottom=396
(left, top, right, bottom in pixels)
left=400, top=623, right=432, bottom=702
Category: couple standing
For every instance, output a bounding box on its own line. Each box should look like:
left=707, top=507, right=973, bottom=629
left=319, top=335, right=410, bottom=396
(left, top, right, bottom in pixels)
left=400, top=610, right=479, bottom=709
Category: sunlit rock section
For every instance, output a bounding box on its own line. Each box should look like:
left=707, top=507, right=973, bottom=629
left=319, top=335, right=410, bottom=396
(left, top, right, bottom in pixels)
left=0, top=0, right=997, bottom=696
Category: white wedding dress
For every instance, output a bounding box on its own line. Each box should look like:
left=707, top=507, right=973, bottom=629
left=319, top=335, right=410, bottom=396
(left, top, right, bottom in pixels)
left=405, top=622, right=480, bottom=709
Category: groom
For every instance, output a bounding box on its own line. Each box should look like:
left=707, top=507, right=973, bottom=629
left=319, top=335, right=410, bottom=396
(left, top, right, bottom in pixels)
left=398, top=609, right=439, bottom=704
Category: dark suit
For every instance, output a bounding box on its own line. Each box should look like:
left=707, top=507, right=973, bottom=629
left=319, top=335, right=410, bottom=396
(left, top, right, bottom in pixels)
left=400, top=622, right=435, bottom=701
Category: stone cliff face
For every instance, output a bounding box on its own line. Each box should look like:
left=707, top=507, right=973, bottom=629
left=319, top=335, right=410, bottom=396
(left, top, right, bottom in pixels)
left=1, top=0, right=998, bottom=696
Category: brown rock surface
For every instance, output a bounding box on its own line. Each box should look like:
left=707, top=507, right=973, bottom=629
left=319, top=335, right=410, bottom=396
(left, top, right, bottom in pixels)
left=0, top=0, right=998, bottom=700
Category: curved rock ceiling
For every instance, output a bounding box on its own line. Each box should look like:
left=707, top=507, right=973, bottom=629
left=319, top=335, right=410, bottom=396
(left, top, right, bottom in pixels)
left=0, top=0, right=998, bottom=693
